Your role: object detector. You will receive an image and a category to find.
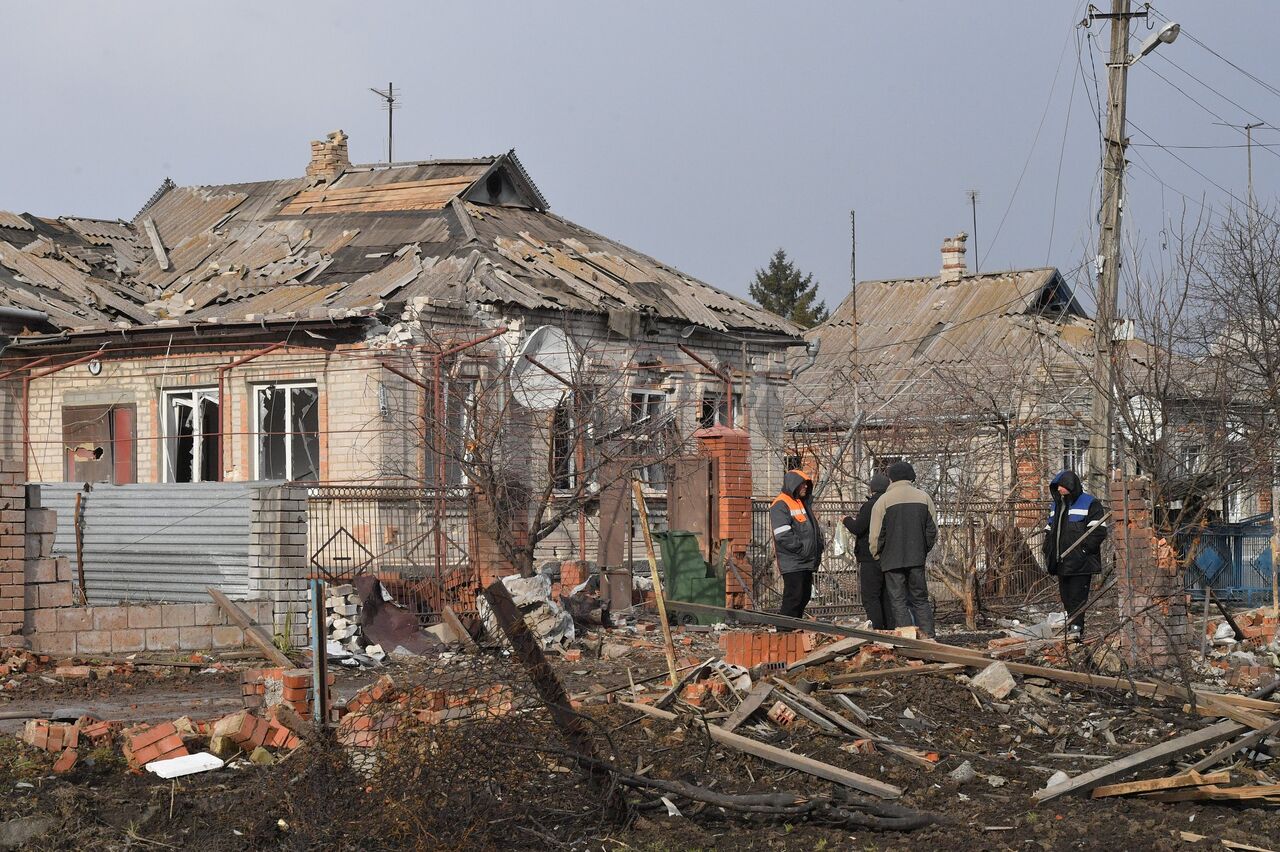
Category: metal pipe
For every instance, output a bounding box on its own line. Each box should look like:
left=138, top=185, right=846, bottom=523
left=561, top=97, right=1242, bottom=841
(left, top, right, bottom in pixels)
left=216, top=341, right=290, bottom=480
left=678, top=343, right=734, bottom=429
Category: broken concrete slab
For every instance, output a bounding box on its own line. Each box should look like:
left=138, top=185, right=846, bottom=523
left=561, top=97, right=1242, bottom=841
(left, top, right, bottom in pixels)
left=970, top=662, right=1017, bottom=700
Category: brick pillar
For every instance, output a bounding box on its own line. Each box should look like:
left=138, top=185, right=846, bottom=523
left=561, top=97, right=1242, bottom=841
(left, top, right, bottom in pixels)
left=468, top=488, right=527, bottom=591
left=0, top=460, right=25, bottom=647
left=1014, top=429, right=1046, bottom=526
left=694, top=426, right=753, bottom=609
left=249, top=485, right=309, bottom=647
left=1110, top=476, right=1189, bottom=668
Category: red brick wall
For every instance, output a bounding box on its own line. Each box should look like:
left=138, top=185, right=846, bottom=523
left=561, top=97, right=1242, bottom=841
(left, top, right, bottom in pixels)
left=719, top=630, right=817, bottom=668
left=1111, top=476, right=1189, bottom=668
left=1014, top=430, right=1047, bottom=524
left=694, top=426, right=752, bottom=608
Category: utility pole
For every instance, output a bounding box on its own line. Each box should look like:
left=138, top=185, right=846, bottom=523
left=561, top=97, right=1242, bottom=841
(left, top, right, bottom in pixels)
left=369, top=82, right=397, bottom=164
left=1086, top=0, right=1145, bottom=494
left=850, top=209, right=862, bottom=496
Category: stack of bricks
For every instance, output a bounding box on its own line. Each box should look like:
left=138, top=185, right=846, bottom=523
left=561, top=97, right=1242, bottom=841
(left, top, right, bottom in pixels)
left=694, top=426, right=753, bottom=609
left=122, top=721, right=188, bottom=769
left=305, top=129, right=350, bottom=183
left=1111, top=476, right=1190, bottom=668
left=248, top=485, right=309, bottom=648
left=23, top=504, right=73, bottom=616
left=0, top=460, right=27, bottom=648
left=719, top=630, right=817, bottom=668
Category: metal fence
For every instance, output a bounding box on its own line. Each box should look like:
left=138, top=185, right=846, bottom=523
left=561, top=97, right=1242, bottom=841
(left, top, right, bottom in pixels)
left=751, top=496, right=1051, bottom=616
left=42, top=482, right=254, bottom=604
left=1183, top=515, right=1275, bottom=606
left=307, top=486, right=473, bottom=625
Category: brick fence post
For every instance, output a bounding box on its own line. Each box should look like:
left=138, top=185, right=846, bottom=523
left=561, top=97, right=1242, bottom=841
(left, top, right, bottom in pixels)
left=0, top=459, right=26, bottom=647
left=249, top=485, right=309, bottom=647
left=694, top=426, right=753, bottom=609
left=1110, top=476, right=1190, bottom=668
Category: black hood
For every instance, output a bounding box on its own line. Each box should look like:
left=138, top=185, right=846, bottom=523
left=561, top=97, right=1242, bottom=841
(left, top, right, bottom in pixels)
left=1050, top=469, right=1083, bottom=502
left=887, top=461, right=916, bottom=482
left=782, top=469, right=813, bottom=499
left=868, top=473, right=891, bottom=495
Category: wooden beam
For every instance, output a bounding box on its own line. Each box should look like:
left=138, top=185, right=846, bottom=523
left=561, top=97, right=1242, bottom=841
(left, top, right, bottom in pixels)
left=440, top=606, right=478, bottom=650
left=721, top=681, right=773, bottom=733
left=206, top=587, right=291, bottom=668
left=1033, top=719, right=1246, bottom=803
left=621, top=700, right=902, bottom=799
left=655, top=656, right=718, bottom=711
left=1143, top=784, right=1280, bottom=804
left=1188, top=719, right=1280, bottom=773
left=141, top=216, right=169, bottom=271
left=784, top=636, right=867, bottom=672
left=828, top=664, right=964, bottom=686
left=1090, top=769, right=1230, bottom=798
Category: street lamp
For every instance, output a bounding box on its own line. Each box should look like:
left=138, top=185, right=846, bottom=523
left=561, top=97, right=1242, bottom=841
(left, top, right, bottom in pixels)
left=1131, top=22, right=1180, bottom=65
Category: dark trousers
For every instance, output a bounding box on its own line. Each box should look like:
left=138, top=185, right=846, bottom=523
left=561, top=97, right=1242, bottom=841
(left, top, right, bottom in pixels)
left=883, top=566, right=934, bottom=637
left=858, top=562, right=894, bottom=630
left=1059, top=573, right=1093, bottom=632
left=779, top=570, right=814, bottom=619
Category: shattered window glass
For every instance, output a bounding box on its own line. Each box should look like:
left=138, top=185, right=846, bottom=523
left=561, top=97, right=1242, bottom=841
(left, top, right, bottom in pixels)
left=256, top=383, right=319, bottom=481
left=163, top=389, right=220, bottom=482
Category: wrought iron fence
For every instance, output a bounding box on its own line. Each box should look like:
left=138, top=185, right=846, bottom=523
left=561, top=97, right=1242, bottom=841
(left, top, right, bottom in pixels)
left=1183, top=515, right=1275, bottom=606
left=307, top=485, right=474, bottom=625
left=751, top=496, right=1052, bottom=616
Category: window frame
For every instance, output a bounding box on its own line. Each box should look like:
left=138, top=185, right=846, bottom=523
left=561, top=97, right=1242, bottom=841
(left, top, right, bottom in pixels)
left=252, top=381, right=320, bottom=482
left=1062, top=436, right=1089, bottom=474
left=630, top=389, right=668, bottom=488
left=698, top=387, right=743, bottom=429
left=161, top=387, right=221, bottom=483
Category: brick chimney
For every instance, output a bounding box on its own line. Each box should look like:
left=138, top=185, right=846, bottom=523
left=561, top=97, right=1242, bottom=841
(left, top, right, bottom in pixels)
left=306, top=130, right=349, bottom=183
left=939, top=232, right=968, bottom=283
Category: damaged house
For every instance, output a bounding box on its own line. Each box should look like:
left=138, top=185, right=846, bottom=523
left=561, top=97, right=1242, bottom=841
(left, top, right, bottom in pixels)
left=0, top=131, right=802, bottom=652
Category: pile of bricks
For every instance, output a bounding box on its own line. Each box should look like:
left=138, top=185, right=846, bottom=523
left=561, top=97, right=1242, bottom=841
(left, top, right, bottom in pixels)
left=122, top=721, right=189, bottom=769
left=210, top=709, right=300, bottom=757
left=242, top=666, right=335, bottom=718
left=335, top=676, right=520, bottom=747
left=719, top=630, right=818, bottom=669
left=20, top=714, right=121, bottom=773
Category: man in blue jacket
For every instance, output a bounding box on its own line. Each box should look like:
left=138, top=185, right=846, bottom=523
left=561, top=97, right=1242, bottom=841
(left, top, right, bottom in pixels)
left=769, top=469, right=825, bottom=619
left=1043, top=470, right=1108, bottom=641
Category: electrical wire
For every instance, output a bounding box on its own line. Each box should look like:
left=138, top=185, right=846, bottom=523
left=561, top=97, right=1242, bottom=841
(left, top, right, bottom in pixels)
left=1048, top=33, right=1082, bottom=265
left=1148, top=6, right=1280, bottom=104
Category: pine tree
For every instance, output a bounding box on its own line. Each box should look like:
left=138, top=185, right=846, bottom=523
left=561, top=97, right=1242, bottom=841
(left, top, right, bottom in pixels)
left=748, top=249, right=828, bottom=327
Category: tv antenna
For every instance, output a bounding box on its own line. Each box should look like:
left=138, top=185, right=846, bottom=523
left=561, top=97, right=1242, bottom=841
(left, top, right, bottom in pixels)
left=369, top=82, right=398, bottom=165
left=966, top=189, right=980, bottom=273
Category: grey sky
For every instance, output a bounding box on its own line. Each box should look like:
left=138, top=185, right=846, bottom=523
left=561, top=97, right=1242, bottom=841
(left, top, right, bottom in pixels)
left=3, top=1, right=1278, bottom=314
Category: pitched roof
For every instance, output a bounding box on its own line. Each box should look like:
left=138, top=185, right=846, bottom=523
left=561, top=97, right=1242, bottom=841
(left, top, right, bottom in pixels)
left=793, top=266, right=1096, bottom=427
left=0, top=149, right=799, bottom=340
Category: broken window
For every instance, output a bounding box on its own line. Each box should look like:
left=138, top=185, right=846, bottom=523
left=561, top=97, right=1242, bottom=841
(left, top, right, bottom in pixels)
left=62, top=404, right=136, bottom=484
left=443, top=379, right=474, bottom=488
left=698, top=389, right=742, bottom=429
left=255, top=383, right=320, bottom=481
left=162, top=389, right=220, bottom=482
left=551, top=397, right=576, bottom=491
left=630, top=390, right=667, bottom=488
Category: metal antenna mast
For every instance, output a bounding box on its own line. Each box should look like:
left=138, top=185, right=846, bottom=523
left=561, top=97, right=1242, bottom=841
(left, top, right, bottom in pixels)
left=369, top=82, right=398, bottom=164
left=967, top=190, right=980, bottom=273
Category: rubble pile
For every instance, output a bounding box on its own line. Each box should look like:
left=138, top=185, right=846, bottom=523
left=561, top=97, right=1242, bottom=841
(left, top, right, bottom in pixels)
left=323, top=583, right=387, bottom=666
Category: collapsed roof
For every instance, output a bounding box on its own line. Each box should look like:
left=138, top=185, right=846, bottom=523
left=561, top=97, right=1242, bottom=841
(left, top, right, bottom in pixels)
left=0, top=132, right=800, bottom=341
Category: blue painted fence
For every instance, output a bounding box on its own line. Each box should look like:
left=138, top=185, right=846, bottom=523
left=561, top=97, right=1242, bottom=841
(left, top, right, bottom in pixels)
left=1183, top=514, right=1274, bottom=605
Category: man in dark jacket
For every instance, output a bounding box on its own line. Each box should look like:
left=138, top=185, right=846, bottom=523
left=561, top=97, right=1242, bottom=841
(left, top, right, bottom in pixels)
left=1043, top=469, right=1107, bottom=641
left=843, top=473, right=894, bottom=629
left=869, top=461, right=938, bottom=637
left=770, top=469, right=824, bottom=619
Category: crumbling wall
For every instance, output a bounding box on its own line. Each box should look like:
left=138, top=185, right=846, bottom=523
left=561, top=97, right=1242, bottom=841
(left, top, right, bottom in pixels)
left=695, top=426, right=753, bottom=608
left=1112, top=476, right=1190, bottom=668
left=0, top=459, right=25, bottom=647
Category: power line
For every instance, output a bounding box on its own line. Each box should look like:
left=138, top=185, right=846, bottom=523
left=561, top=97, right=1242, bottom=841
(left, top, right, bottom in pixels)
left=1148, top=6, right=1280, bottom=103
left=1131, top=142, right=1280, bottom=150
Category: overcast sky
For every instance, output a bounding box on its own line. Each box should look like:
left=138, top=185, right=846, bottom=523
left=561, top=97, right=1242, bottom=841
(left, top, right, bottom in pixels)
left=3, top=1, right=1278, bottom=314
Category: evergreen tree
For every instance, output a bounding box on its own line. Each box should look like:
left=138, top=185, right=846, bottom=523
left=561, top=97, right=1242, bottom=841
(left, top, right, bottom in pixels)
left=748, top=248, right=828, bottom=327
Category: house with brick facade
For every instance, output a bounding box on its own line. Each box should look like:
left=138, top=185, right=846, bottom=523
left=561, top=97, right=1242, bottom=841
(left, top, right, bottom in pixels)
left=0, top=131, right=804, bottom=652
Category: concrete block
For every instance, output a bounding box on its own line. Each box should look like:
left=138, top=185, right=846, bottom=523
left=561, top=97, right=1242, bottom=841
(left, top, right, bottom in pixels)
left=145, top=628, right=180, bottom=652
left=161, top=604, right=197, bottom=628
left=177, top=625, right=212, bottom=650
left=56, top=608, right=93, bottom=632
left=30, top=631, right=75, bottom=657
left=127, top=606, right=163, bottom=630
left=77, top=630, right=112, bottom=655
left=971, top=661, right=1017, bottom=700
left=211, top=626, right=245, bottom=648
left=111, top=629, right=145, bottom=653
left=92, top=606, right=128, bottom=631
left=38, top=583, right=73, bottom=609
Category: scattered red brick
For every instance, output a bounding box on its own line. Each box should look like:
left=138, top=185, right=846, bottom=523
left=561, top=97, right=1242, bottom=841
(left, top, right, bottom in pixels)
left=52, top=748, right=78, bottom=773
left=123, top=721, right=188, bottom=769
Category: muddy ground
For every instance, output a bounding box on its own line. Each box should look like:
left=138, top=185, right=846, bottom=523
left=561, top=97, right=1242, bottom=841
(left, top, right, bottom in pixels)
left=0, top=612, right=1277, bottom=851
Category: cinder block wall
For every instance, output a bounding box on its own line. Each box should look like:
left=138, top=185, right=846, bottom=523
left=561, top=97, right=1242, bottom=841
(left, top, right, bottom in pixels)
left=248, top=484, right=310, bottom=646
left=0, top=460, right=25, bottom=647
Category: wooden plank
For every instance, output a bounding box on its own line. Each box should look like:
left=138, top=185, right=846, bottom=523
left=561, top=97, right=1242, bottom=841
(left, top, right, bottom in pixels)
left=1143, top=784, right=1280, bottom=804
left=206, top=587, right=292, bottom=668
left=721, top=681, right=773, bottom=733
left=634, top=480, right=679, bottom=687
left=1189, top=719, right=1280, bottom=773
left=1090, top=769, right=1230, bottom=798
left=621, top=700, right=902, bottom=799
left=784, top=636, right=867, bottom=672
left=1173, top=686, right=1277, bottom=732
left=663, top=600, right=1280, bottom=712
left=773, top=679, right=935, bottom=770
left=828, top=663, right=964, bottom=686
left=1032, top=719, right=1246, bottom=803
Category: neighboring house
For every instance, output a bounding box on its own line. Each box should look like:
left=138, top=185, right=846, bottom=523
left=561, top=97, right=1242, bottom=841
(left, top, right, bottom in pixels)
left=0, top=131, right=803, bottom=560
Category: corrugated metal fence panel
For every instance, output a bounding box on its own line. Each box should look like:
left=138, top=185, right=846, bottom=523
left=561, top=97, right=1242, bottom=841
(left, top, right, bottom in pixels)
left=39, top=483, right=254, bottom=604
